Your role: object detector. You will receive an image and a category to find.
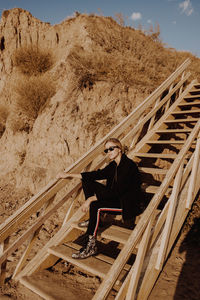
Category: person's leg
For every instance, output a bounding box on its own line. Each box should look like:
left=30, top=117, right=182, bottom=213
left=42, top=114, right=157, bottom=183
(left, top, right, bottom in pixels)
left=86, top=200, right=122, bottom=237
left=79, top=178, right=118, bottom=228
left=82, top=178, right=117, bottom=202
left=72, top=199, right=122, bottom=259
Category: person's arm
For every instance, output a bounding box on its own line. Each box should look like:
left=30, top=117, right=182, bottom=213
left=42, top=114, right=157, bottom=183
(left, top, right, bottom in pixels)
left=56, top=172, right=82, bottom=179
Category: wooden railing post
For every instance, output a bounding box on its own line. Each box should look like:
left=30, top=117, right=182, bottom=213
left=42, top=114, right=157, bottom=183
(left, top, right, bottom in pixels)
left=148, top=97, right=161, bottom=131
left=155, top=163, right=184, bottom=271
left=126, top=213, right=155, bottom=300
left=179, top=71, right=186, bottom=96
left=185, top=133, right=200, bottom=210
left=0, top=237, right=9, bottom=285
left=12, top=195, right=56, bottom=278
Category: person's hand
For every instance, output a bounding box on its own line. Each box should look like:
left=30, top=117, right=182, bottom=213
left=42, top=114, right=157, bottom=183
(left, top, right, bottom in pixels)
left=56, top=171, right=69, bottom=179
left=81, top=196, right=97, bottom=212
left=81, top=200, right=91, bottom=212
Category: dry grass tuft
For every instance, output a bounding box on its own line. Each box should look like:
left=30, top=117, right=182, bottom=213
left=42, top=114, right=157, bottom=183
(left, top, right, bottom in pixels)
left=85, top=110, right=115, bottom=134
left=14, top=75, right=56, bottom=120
left=0, top=104, right=9, bottom=136
left=9, top=112, right=32, bottom=133
left=68, top=15, right=200, bottom=93
left=13, top=46, right=54, bottom=76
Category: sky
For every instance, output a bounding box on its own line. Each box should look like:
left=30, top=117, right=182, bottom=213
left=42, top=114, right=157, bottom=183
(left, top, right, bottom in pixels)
left=0, top=0, right=200, bottom=57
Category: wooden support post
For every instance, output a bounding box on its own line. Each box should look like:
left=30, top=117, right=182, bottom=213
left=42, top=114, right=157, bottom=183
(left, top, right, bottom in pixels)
left=125, top=213, right=155, bottom=300
left=185, top=134, right=200, bottom=210
left=179, top=71, right=185, bottom=96
left=62, top=187, right=83, bottom=226
left=0, top=237, right=9, bottom=285
left=165, top=83, right=174, bottom=112
left=148, top=97, right=161, bottom=131
left=13, top=196, right=56, bottom=278
left=155, top=163, right=183, bottom=271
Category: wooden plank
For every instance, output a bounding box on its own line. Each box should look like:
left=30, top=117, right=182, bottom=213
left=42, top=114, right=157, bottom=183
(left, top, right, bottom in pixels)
left=101, top=225, right=131, bottom=245
left=65, top=242, right=132, bottom=272
left=70, top=223, right=139, bottom=247
left=146, top=140, right=195, bottom=144
left=139, top=167, right=168, bottom=174
left=178, top=101, right=200, bottom=107
left=126, top=214, right=155, bottom=300
left=164, top=117, right=199, bottom=123
left=185, top=134, right=200, bottom=209
left=48, top=244, right=110, bottom=278
left=133, top=153, right=178, bottom=158
left=171, top=109, right=200, bottom=114
left=188, top=88, right=200, bottom=93
left=156, top=129, right=192, bottom=133
left=0, top=237, right=9, bottom=285
left=20, top=276, right=56, bottom=300
left=155, top=163, right=183, bottom=271
left=184, top=95, right=200, bottom=99
left=148, top=97, right=161, bottom=131
left=144, top=186, right=172, bottom=196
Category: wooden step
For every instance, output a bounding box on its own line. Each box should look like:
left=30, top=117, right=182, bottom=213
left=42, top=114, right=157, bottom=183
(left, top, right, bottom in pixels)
left=70, top=223, right=131, bottom=243
left=178, top=101, right=200, bottom=107
left=133, top=152, right=178, bottom=159
left=48, top=243, right=133, bottom=281
left=48, top=244, right=112, bottom=278
left=188, top=88, right=200, bottom=94
left=171, top=109, right=200, bottom=114
left=164, top=118, right=199, bottom=123
left=184, top=95, right=200, bottom=99
left=156, top=129, right=192, bottom=133
left=139, top=167, right=168, bottom=174
left=144, top=185, right=172, bottom=195
left=101, top=225, right=132, bottom=244
left=133, top=152, right=191, bottom=160
left=70, top=223, right=138, bottom=246
left=20, top=269, right=94, bottom=300
left=146, top=140, right=189, bottom=144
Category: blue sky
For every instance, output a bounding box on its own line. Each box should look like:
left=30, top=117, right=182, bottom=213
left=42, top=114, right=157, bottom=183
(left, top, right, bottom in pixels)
left=0, top=0, right=200, bottom=57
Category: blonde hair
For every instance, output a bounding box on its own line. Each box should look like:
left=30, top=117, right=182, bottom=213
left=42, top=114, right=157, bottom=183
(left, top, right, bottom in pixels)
left=104, top=138, right=128, bottom=153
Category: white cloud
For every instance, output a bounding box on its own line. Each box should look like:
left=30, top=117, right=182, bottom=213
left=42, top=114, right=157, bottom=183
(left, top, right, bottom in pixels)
left=147, top=19, right=152, bottom=24
left=179, top=0, right=194, bottom=16
left=172, top=20, right=177, bottom=24
left=130, top=12, right=142, bottom=21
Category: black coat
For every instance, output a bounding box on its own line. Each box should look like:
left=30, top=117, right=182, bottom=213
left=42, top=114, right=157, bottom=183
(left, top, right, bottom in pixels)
left=81, top=154, right=143, bottom=220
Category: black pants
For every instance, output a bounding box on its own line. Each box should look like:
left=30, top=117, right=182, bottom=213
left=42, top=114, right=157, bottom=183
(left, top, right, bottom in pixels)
left=82, top=178, right=122, bottom=237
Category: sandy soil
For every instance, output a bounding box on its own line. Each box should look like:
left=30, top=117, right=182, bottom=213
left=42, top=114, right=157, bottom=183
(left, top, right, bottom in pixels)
left=0, top=179, right=199, bottom=300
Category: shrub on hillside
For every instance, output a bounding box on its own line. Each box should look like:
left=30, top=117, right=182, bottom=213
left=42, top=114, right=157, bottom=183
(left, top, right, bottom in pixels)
left=13, top=46, right=54, bottom=75
left=14, top=75, right=56, bottom=120
left=0, top=104, right=9, bottom=137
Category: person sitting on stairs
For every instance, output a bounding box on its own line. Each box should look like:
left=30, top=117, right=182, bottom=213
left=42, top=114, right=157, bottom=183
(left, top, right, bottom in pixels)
left=57, top=138, right=143, bottom=259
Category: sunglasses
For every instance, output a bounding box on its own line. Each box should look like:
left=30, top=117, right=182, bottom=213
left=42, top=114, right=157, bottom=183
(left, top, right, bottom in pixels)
left=104, top=146, right=120, bottom=154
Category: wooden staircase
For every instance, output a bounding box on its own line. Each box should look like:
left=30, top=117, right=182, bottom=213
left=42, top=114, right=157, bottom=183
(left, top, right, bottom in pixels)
left=0, top=59, right=200, bottom=299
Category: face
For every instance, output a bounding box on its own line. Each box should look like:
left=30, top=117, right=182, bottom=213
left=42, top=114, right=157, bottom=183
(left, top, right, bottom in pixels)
left=104, top=142, right=122, bottom=161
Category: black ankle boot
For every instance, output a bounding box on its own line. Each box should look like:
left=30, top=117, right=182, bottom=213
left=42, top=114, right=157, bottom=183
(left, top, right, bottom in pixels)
left=72, top=235, right=97, bottom=259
